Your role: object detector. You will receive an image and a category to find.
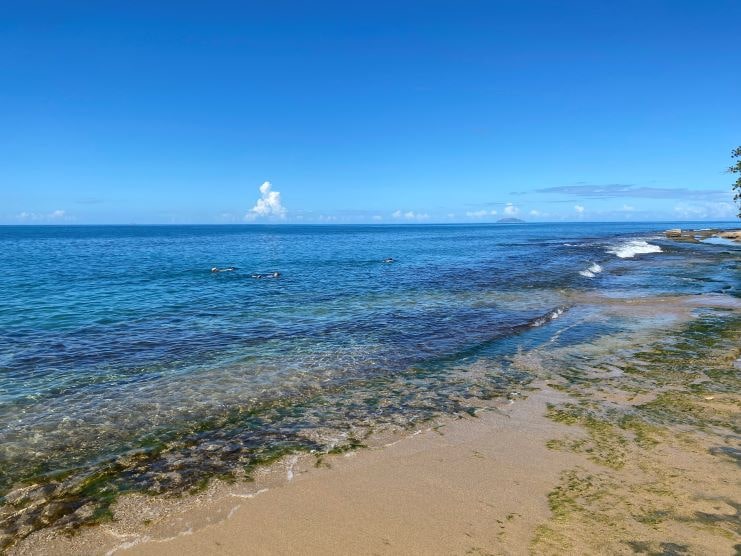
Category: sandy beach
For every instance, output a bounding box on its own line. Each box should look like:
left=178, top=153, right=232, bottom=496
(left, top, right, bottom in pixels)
left=12, top=291, right=741, bottom=556
left=3, top=2, right=740, bottom=553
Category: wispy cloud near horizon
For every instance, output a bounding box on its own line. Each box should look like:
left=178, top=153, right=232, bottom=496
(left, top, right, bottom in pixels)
left=530, top=184, right=729, bottom=201
left=392, top=210, right=429, bottom=221
left=16, top=210, right=69, bottom=222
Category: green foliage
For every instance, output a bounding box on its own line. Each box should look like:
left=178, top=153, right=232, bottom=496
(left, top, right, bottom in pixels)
left=730, top=146, right=741, bottom=218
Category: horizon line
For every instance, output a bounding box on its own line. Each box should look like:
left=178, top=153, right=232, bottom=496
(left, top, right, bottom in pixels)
left=1, top=219, right=740, bottom=227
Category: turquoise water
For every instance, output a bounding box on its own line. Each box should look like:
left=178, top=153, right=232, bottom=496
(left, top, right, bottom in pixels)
left=0, top=222, right=739, bottom=539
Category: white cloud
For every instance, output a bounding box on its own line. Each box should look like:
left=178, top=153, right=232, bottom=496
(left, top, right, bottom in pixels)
left=392, top=210, right=429, bottom=221
left=17, top=209, right=68, bottom=222
left=529, top=209, right=541, bottom=216
left=245, top=181, right=286, bottom=220
left=504, top=203, right=519, bottom=216
left=574, top=204, right=585, bottom=214
left=372, top=215, right=383, bottom=221
left=621, top=204, right=635, bottom=212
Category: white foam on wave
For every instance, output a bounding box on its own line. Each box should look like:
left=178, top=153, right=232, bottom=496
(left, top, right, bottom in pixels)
left=579, top=263, right=603, bottom=278
left=531, top=307, right=565, bottom=327
left=230, top=487, right=269, bottom=499
left=284, top=455, right=300, bottom=481
left=105, top=526, right=194, bottom=556
left=606, top=240, right=662, bottom=259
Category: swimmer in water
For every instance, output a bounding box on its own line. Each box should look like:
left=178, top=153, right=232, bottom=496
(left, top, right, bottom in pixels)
left=251, top=271, right=281, bottom=279
left=383, top=257, right=395, bottom=263
left=211, top=267, right=237, bottom=273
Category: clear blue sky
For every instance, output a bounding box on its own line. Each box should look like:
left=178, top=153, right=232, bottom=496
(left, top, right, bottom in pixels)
left=2, top=0, right=740, bottom=224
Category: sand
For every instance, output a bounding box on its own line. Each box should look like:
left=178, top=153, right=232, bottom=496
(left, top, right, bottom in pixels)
left=14, top=388, right=586, bottom=555
left=11, top=293, right=741, bottom=555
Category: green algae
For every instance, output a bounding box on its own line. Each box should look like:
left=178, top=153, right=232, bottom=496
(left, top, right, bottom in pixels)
left=618, top=415, right=662, bottom=448
left=546, top=404, right=627, bottom=469
left=533, top=308, right=741, bottom=554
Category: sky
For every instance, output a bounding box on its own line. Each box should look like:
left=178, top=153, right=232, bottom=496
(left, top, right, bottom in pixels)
left=1, top=0, right=740, bottom=224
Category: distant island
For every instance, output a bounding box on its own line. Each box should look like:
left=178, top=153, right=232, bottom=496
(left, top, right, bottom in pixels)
left=497, top=217, right=525, bottom=223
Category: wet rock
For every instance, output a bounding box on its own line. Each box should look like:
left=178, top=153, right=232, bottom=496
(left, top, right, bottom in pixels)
left=4, top=483, right=58, bottom=507
left=665, top=229, right=682, bottom=238
left=718, top=230, right=741, bottom=242
left=39, top=501, right=67, bottom=525
left=71, top=502, right=97, bottom=521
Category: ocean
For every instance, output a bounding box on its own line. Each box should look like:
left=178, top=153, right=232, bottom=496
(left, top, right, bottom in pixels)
left=0, top=222, right=739, bottom=540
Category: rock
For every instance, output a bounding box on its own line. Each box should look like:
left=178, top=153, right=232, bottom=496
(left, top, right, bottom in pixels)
left=664, top=229, right=682, bottom=238
left=718, top=230, right=741, bottom=242
left=4, top=483, right=58, bottom=506
left=72, top=502, right=97, bottom=521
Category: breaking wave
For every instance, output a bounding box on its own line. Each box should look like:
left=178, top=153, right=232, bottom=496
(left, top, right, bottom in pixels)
left=579, top=263, right=603, bottom=278
left=607, top=240, right=662, bottom=259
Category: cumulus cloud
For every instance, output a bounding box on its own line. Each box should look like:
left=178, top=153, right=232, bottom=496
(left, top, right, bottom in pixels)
left=504, top=203, right=519, bottom=216
left=574, top=204, right=585, bottom=214
left=245, top=181, right=286, bottom=220
left=529, top=209, right=541, bottom=216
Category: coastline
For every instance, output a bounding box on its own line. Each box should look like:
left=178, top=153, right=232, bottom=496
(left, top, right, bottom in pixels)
left=663, top=227, right=741, bottom=243
left=12, top=290, right=741, bottom=555
left=10, top=387, right=587, bottom=556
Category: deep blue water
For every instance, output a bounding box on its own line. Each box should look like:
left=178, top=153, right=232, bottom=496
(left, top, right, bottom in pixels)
left=0, top=222, right=739, bottom=531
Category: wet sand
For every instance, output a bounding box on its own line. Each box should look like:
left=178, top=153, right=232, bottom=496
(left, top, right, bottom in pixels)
left=11, top=293, right=741, bottom=555
left=14, top=388, right=585, bottom=555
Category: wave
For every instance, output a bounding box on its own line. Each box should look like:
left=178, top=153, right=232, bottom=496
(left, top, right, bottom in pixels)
left=606, top=240, right=662, bottom=259
left=579, top=263, right=603, bottom=278
left=531, top=307, right=565, bottom=327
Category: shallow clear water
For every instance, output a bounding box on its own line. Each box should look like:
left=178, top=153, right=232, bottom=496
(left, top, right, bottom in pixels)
left=0, top=222, right=739, bottom=537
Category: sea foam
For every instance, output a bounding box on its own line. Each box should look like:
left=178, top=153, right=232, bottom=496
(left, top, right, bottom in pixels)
left=579, top=263, right=603, bottom=278
left=531, top=307, right=565, bottom=327
left=607, top=240, right=662, bottom=259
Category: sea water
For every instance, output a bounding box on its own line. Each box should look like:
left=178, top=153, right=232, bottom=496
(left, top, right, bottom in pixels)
left=0, top=222, right=738, bottom=538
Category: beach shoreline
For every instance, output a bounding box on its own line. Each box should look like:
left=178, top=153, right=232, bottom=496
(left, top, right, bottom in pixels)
left=12, top=290, right=741, bottom=555
left=10, top=387, right=587, bottom=556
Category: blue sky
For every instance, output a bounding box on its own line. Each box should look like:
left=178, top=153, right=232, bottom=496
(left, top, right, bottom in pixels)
left=2, top=1, right=740, bottom=224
